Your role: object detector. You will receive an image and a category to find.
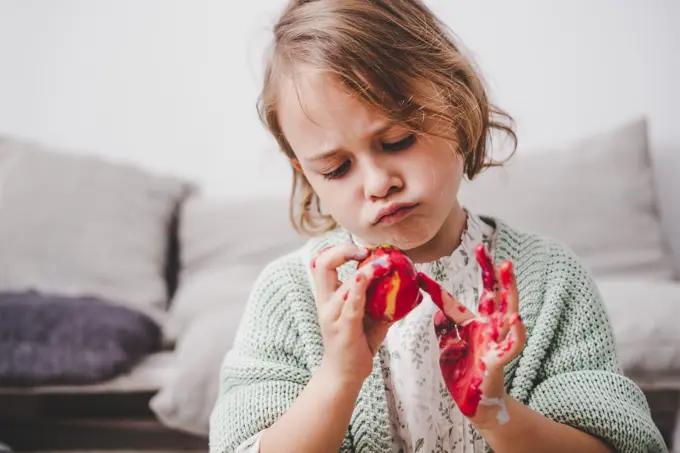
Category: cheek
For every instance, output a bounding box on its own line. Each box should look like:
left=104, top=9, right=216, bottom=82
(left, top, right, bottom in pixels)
left=309, top=178, right=359, bottom=221
left=413, top=143, right=464, bottom=201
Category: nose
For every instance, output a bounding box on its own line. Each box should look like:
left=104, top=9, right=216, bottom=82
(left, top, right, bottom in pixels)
left=362, top=158, right=403, bottom=200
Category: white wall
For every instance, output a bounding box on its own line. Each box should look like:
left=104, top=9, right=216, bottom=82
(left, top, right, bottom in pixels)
left=0, top=0, right=678, bottom=200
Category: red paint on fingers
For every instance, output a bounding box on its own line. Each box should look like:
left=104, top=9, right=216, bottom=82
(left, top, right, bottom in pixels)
left=478, top=291, right=495, bottom=316
left=498, top=260, right=514, bottom=314
left=438, top=319, right=487, bottom=417
left=499, top=289, right=509, bottom=314
left=416, top=272, right=445, bottom=310
left=435, top=251, right=524, bottom=419
left=475, top=243, right=497, bottom=293
left=310, top=245, right=333, bottom=269
left=499, top=260, right=513, bottom=287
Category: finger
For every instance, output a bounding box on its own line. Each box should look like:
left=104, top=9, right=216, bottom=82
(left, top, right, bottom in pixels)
left=311, top=243, right=369, bottom=304
left=477, top=290, right=497, bottom=317
left=475, top=243, right=497, bottom=292
left=323, top=263, right=375, bottom=321
left=475, top=243, right=501, bottom=315
left=433, top=309, right=458, bottom=340
left=322, top=285, right=350, bottom=324
left=499, top=260, right=518, bottom=315
left=417, top=273, right=474, bottom=325
left=495, top=313, right=526, bottom=367
left=341, top=266, right=374, bottom=321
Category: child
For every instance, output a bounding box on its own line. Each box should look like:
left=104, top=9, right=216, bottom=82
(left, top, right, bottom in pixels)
left=209, top=1, right=665, bottom=452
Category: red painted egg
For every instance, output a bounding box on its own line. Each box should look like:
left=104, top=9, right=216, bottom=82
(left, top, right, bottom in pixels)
left=357, top=245, right=422, bottom=322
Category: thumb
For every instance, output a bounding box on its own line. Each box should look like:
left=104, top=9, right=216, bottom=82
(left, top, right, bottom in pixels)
left=417, top=272, right=475, bottom=325
left=364, top=317, right=392, bottom=355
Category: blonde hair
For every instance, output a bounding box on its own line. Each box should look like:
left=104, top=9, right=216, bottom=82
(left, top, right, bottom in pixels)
left=257, top=0, right=517, bottom=236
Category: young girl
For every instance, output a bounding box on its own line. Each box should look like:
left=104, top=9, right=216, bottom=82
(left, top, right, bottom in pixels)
left=209, top=1, right=665, bottom=452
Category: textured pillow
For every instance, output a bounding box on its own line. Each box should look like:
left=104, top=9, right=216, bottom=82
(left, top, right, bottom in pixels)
left=0, top=135, right=194, bottom=319
left=0, top=291, right=162, bottom=386
left=458, top=118, right=673, bottom=278
left=164, top=195, right=306, bottom=342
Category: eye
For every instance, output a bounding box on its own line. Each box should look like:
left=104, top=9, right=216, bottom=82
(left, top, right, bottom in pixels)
left=322, top=160, right=351, bottom=180
left=382, top=134, right=416, bottom=152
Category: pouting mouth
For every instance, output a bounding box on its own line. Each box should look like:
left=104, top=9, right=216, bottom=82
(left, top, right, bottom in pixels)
left=372, top=203, right=418, bottom=225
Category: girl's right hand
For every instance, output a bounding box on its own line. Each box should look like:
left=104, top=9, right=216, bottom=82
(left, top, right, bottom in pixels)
left=311, top=244, right=392, bottom=387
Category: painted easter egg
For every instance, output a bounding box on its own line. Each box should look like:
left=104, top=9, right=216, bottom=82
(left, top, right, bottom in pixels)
left=358, top=245, right=422, bottom=322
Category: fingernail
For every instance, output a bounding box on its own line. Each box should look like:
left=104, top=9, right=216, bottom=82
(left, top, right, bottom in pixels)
left=510, top=313, right=522, bottom=324
left=350, top=251, right=368, bottom=260
left=355, top=273, right=363, bottom=282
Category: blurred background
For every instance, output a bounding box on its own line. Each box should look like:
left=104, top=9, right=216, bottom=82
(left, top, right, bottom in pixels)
left=0, top=1, right=678, bottom=452
left=1, top=0, right=677, bottom=198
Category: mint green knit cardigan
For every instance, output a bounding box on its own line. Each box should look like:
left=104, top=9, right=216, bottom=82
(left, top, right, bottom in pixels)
left=209, top=218, right=666, bottom=453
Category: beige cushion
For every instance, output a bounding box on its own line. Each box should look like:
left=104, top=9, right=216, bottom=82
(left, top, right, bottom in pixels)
left=0, top=135, right=194, bottom=320
left=596, top=277, right=680, bottom=383
left=164, top=195, right=306, bottom=342
left=150, top=305, right=238, bottom=436
left=0, top=351, right=177, bottom=395
left=155, top=196, right=307, bottom=433
left=459, top=118, right=673, bottom=279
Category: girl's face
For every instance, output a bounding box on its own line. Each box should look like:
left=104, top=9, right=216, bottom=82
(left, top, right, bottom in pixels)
left=278, top=68, right=466, bottom=262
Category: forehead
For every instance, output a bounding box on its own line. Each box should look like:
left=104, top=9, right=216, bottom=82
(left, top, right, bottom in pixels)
left=276, top=68, right=387, bottom=158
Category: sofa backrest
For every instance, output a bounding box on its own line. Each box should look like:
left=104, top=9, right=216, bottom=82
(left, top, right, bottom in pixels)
left=459, top=117, right=678, bottom=280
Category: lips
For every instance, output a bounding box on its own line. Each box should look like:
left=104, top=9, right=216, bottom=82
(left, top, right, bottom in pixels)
left=374, top=203, right=417, bottom=225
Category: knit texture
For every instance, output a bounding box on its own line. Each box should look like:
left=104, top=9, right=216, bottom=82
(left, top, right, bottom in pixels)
left=209, top=218, right=666, bottom=453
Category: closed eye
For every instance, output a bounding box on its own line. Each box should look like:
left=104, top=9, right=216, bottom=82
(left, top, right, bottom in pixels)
left=322, top=160, right=351, bottom=180
left=383, top=134, right=416, bottom=152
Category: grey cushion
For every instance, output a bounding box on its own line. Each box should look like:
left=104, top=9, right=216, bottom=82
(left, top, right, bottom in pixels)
left=0, top=135, right=194, bottom=319
left=0, top=291, right=162, bottom=386
left=459, top=118, right=674, bottom=279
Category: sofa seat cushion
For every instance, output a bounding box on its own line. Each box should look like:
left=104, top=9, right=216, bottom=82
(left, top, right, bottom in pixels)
left=596, top=277, right=680, bottom=386
left=0, top=351, right=177, bottom=396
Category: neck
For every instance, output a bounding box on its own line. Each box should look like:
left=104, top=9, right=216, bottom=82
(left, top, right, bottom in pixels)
left=406, top=202, right=468, bottom=263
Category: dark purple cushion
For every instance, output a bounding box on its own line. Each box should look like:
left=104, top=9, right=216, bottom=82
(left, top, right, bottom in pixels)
left=0, top=291, right=162, bottom=386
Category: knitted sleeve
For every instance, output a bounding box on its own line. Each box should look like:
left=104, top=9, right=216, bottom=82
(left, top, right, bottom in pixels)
left=208, top=255, right=314, bottom=453
left=526, top=241, right=667, bottom=453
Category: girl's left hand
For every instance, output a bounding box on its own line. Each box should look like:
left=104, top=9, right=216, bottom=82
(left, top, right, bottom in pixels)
left=417, top=244, right=527, bottom=428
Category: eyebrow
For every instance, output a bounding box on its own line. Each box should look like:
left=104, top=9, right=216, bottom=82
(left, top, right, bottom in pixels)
left=304, top=122, right=394, bottom=162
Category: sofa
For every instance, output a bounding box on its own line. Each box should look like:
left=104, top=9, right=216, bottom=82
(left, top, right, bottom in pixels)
left=0, top=116, right=678, bottom=451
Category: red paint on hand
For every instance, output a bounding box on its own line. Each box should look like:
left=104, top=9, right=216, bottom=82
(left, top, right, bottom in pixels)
left=429, top=247, right=525, bottom=420
left=416, top=272, right=445, bottom=310
left=498, top=260, right=514, bottom=314
left=310, top=245, right=333, bottom=269
left=435, top=314, right=487, bottom=417
left=357, top=245, right=422, bottom=322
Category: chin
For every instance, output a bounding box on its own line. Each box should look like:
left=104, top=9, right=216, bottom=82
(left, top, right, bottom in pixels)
left=367, top=222, right=439, bottom=253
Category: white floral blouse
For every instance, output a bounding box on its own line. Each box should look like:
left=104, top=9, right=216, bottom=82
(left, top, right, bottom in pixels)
left=235, top=211, right=497, bottom=453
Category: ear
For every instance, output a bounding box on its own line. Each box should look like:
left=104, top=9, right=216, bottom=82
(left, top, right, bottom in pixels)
left=291, top=158, right=302, bottom=173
